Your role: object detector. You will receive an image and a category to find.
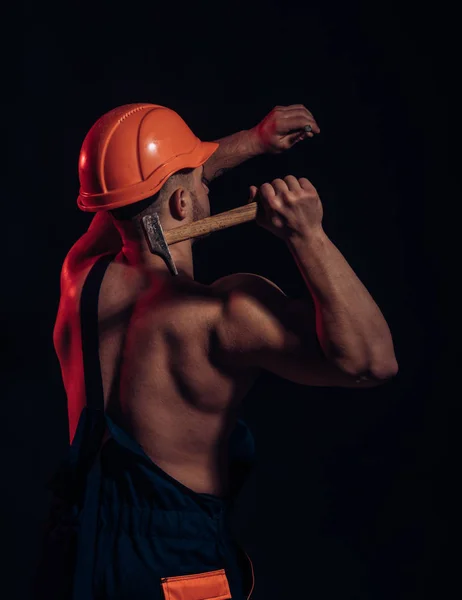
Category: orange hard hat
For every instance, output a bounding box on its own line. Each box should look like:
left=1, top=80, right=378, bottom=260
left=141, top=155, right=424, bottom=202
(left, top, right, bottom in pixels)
left=77, top=103, right=219, bottom=212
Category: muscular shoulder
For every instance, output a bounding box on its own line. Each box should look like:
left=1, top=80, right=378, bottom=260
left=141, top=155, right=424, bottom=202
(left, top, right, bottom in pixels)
left=211, top=273, right=302, bottom=356
left=212, top=271, right=317, bottom=357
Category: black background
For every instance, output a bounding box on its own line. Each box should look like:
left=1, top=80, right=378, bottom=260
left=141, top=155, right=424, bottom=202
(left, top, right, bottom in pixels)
left=4, top=1, right=449, bottom=598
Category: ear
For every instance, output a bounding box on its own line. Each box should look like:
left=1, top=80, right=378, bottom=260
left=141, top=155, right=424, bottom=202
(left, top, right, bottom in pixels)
left=169, top=188, right=190, bottom=221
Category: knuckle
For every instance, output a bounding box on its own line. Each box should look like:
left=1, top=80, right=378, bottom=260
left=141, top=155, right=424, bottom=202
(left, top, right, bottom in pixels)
left=272, top=216, right=283, bottom=228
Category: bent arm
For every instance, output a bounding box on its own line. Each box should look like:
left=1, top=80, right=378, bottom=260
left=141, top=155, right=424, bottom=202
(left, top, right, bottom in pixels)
left=213, top=273, right=397, bottom=388
left=287, top=229, right=398, bottom=380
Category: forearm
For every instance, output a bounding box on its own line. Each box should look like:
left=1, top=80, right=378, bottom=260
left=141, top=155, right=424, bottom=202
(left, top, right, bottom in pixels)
left=287, top=229, right=398, bottom=378
left=203, top=129, right=262, bottom=182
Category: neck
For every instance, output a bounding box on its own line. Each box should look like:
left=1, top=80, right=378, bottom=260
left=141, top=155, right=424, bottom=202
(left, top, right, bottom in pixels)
left=111, top=217, right=195, bottom=279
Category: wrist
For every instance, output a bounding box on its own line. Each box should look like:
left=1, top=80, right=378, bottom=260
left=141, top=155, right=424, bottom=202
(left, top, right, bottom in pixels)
left=245, top=127, right=267, bottom=156
left=286, top=226, right=327, bottom=252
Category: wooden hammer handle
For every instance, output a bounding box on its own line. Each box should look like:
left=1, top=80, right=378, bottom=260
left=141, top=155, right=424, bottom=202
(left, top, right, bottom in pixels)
left=164, top=202, right=258, bottom=245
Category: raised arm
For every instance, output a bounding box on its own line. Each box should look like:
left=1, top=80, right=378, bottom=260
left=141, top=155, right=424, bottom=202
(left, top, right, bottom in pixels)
left=203, top=105, right=320, bottom=183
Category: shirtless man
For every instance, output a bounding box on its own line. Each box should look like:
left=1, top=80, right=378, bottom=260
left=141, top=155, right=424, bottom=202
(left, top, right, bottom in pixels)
left=45, top=103, right=398, bottom=600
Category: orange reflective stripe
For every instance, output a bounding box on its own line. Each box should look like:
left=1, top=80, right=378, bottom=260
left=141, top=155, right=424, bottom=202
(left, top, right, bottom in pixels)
left=244, top=551, right=255, bottom=600
left=160, top=568, right=231, bottom=600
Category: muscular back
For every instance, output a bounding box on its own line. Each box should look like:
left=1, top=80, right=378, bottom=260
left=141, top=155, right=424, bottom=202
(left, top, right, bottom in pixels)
left=54, top=250, right=259, bottom=497
left=54, top=220, right=380, bottom=496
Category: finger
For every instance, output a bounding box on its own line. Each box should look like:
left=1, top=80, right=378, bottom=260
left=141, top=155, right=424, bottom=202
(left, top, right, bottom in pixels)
left=247, top=185, right=258, bottom=203
left=285, top=130, right=313, bottom=146
left=281, top=104, right=314, bottom=120
left=271, top=178, right=289, bottom=197
left=260, top=182, right=277, bottom=199
left=271, top=106, right=319, bottom=134
left=284, top=175, right=301, bottom=192
left=257, top=182, right=281, bottom=220
left=259, top=182, right=281, bottom=211
left=299, top=177, right=317, bottom=192
left=277, top=112, right=321, bottom=135
left=276, top=105, right=316, bottom=125
left=260, top=181, right=284, bottom=211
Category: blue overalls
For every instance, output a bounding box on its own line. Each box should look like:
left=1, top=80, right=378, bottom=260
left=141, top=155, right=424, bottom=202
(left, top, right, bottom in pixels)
left=35, top=255, right=255, bottom=600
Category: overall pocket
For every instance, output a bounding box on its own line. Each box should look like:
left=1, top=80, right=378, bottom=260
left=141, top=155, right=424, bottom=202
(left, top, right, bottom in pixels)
left=161, top=568, right=231, bottom=600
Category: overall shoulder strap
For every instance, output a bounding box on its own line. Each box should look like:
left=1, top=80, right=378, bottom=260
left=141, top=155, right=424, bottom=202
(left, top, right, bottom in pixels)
left=80, top=254, right=114, bottom=411
left=72, top=253, right=114, bottom=600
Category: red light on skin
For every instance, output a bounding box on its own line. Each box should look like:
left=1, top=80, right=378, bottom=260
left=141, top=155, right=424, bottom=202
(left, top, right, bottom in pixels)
left=79, top=152, right=87, bottom=169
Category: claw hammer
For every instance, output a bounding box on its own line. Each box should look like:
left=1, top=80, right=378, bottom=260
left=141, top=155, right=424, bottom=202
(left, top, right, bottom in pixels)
left=141, top=203, right=258, bottom=275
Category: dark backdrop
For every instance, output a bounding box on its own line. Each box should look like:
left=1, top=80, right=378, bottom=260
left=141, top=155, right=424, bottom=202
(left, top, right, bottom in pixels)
left=5, top=1, right=448, bottom=598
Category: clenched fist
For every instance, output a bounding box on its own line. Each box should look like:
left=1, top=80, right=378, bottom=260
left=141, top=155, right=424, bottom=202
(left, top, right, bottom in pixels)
left=248, top=176, right=323, bottom=241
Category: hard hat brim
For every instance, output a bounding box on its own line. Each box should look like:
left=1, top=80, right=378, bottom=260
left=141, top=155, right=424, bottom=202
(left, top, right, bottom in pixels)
left=77, top=140, right=219, bottom=213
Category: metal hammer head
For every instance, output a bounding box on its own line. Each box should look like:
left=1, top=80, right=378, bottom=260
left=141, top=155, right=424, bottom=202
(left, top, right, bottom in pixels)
left=141, top=214, right=178, bottom=276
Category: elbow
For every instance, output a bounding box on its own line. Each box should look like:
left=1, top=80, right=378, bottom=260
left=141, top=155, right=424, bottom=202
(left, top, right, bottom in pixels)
left=367, top=328, right=399, bottom=381
left=336, top=351, right=399, bottom=383
left=368, top=338, right=399, bottom=381
left=369, top=356, right=399, bottom=381
left=327, top=332, right=399, bottom=384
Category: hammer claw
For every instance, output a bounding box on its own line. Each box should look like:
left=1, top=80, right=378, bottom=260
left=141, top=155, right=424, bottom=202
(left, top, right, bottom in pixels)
left=141, top=214, right=178, bottom=276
